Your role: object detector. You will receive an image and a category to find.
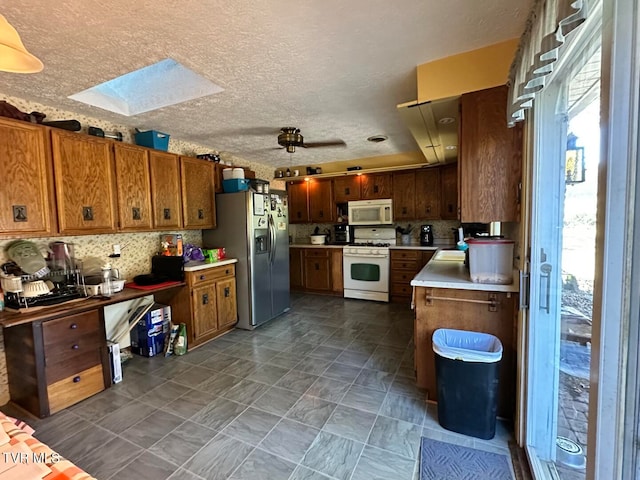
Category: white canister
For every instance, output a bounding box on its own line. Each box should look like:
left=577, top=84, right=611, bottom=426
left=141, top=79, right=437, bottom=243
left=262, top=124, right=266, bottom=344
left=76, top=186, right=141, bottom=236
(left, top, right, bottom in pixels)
left=232, top=168, right=245, bottom=179
left=222, top=168, right=234, bottom=180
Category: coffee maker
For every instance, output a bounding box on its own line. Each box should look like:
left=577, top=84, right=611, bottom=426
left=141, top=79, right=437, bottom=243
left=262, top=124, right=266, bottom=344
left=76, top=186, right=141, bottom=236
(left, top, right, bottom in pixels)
left=333, top=224, right=351, bottom=244
left=420, top=225, right=434, bottom=246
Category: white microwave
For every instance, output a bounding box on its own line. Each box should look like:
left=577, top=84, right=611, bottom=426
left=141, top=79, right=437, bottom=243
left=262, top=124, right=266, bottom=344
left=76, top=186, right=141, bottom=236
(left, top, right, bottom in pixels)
left=348, top=199, right=393, bottom=225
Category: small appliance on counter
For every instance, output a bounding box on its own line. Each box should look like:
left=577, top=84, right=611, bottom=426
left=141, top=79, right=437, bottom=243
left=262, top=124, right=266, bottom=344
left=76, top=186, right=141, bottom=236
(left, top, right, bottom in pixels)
left=333, top=224, right=351, bottom=244
left=420, top=225, right=434, bottom=246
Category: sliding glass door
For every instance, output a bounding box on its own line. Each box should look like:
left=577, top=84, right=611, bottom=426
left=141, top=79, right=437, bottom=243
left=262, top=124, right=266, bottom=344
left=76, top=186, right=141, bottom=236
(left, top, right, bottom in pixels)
left=525, top=31, right=602, bottom=480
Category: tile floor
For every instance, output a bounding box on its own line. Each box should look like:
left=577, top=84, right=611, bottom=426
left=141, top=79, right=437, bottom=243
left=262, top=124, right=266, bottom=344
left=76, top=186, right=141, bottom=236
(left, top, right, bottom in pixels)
left=3, top=293, right=514, bottom=480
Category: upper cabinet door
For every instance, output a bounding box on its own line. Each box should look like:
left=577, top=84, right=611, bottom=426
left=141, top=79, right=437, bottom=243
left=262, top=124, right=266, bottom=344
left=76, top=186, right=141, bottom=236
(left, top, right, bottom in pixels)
left=415, top=168, right=441, bottom=220
left=308, top=179, right=335, bottom=223
left=439, top=163, right=458, bottom=220
left=113, top=144, right=153, bottom=231
left=333, top=176, right=361, bottom=203
left=180, top=156, right=216, bottom=229
left=149, top=151, right=182, bottom=229
left=0, top=118, right=55, bottom=238
left=392, top=172, right=416, bottom=220
left=287, top=181, right=309, bottom=224
left=51, top=130, right=117, bottom=235
left=459, top=86, right=523, bottom=222
left=361, top=173, right=392, bottom=199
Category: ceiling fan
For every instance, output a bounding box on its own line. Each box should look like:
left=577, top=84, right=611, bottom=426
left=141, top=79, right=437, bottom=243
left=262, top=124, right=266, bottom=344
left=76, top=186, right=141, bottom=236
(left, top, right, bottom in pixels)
left=277, top=127, right=346, bottom=153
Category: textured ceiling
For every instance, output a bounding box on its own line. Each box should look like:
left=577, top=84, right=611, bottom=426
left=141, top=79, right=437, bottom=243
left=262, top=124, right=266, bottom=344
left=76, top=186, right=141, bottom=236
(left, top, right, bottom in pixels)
left=1, top=0, right=531, bottom=168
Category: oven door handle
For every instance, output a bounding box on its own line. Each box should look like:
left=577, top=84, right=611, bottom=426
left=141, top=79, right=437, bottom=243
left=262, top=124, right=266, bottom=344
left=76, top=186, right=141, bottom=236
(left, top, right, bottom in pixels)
left=343, top=253, right=389, bottom=259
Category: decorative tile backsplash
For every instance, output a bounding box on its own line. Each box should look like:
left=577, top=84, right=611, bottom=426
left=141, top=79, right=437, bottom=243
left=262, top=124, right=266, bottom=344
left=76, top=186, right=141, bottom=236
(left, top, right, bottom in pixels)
left=289, top=220, right=460, bottom=245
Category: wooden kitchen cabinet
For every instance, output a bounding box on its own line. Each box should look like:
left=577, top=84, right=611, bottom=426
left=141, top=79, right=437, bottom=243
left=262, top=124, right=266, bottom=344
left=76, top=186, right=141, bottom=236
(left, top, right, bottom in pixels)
left=439, top=163, right=458, bottom=220
left=459, top=86, right=523, bottom=222
left=331, top=249, right=344, bottom=294
left=289, top=247, right=304, bottom=289
left=291, top=247, right=343, bottom=295
left=361, top=173, right=392, bottom=199
left=287, top=181, right=309, bottom=224
left=180, top=156, right=216, bottom=229
left=392, top=172, right=416, bottom=220
left=308, top=179, right=335, bottom=223
left=304, top=249, right=332, bottom=292
left=161, top=264, right=238, bottom=348
left=413, top=286, right=517, bottom=418
left=390, top=249, right=435, bottom=303
left=4, top=308, right=110, bottom=417
left=415, top=168, right=441, bottom=220
left=113, top=143, right=153, bottom=231
left=149, top=150, right=183, bottom=229
left=0, top=118, right=56, bottom=238
left=51, top=130, right=117, bottom=235
left=216, top=277, right=238, bottom=329
left=333, top=176, right=361, bottom=202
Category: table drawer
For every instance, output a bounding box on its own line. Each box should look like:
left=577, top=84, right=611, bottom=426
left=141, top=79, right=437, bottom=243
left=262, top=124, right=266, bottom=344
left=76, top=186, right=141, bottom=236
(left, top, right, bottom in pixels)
left=187, top=264, right=235, bottom=287
left=391, top=250, right=420, bottom=261
left=391, top=259, right=419, bottom=271
left=42, top=310, right=100, bottom=347
left=48, top=364, right=105, bottom=414
left=46, top=348, right=103, bottom=384
left=44, top=330, right=102, bottom=368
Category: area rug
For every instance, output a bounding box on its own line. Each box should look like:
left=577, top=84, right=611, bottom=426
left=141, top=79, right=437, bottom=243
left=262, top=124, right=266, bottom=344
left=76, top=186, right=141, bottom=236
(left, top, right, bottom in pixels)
left=420, top=437, right=514, bottom=480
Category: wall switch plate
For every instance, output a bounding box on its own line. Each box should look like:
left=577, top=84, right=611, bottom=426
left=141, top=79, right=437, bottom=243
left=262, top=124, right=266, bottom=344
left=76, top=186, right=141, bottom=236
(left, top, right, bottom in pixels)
left=112, top=244, right=121, bottom=255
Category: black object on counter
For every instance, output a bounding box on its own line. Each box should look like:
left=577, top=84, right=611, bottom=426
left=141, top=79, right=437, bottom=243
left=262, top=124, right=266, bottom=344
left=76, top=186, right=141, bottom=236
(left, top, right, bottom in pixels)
left=88, top=126, right=123, bottom=142
left=420, top=225, right=434, bottom=246
left=152, top=255, right=184, bottom=281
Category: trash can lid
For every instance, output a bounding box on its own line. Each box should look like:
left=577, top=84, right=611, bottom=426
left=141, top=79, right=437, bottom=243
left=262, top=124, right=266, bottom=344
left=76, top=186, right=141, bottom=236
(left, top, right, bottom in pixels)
left=432, top=328, right=502, bottom=363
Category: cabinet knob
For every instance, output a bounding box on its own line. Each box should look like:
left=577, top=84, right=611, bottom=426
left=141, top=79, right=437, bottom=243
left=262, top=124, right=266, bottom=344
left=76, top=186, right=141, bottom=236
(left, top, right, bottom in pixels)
left=225, top=269, right=230, bottom=274
left=73, top=376, right=81, bottom=383
left=82, top=206, right=94, bottom=221
left=70, top=323, right=78, bottom=329
left=426, top=206, right=431, bottom=213
left=203, top=293, right=209, bottom=305
left=224, top=286, right=230, bottom=297
left=200, top=275, right=205, bottom=280
left=402, top=207, right=407, bottom=214
left=373, top=185, right=379, bottom=193
left=132, top=207, right=141, bottom=220
left=319, top=210, right=323, bottom=218
left=12, top=205, right=27, bottom=222
left=198, top=209, right=205, bottom=219
left=315, top=263, right=320, bottom=271
left=72, top=344, right=79, bottom=350
left=163, top=208, right=171, bottom=220
left=345, top=187, right=350, bottom=195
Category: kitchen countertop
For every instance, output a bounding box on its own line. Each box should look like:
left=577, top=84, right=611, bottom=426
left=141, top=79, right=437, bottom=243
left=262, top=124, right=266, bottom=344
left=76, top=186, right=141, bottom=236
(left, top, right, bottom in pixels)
left=289, top=244, right=346, bottom=249
left=183, top=258, right=238, bottom=271
left=411, top=252, right=519, bottom=293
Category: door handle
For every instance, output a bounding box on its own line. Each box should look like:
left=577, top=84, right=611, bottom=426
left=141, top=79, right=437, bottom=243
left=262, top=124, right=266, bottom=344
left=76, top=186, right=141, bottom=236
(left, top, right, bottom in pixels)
left=164, top=208, right=171, bottom=220
left=202, top=293, right=209, bottom=305
left=224, top=287, right=230, bottom=297
left=540, top=263, right=552, bottom=314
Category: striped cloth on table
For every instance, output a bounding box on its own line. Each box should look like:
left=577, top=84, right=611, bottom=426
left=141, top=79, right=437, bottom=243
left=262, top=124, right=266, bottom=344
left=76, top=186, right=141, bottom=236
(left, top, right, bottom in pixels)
left=0, top=412, right=96, bottom=480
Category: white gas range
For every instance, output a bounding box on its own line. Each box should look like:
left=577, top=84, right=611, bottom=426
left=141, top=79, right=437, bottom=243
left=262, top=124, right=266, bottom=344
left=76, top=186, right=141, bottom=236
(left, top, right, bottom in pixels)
left=343, top=227, right=396, bottom=302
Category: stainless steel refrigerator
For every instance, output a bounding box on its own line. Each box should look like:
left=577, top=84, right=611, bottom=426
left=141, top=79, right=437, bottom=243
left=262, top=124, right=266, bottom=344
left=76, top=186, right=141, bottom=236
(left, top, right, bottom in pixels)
left=202, top=190, right=290, bottom=330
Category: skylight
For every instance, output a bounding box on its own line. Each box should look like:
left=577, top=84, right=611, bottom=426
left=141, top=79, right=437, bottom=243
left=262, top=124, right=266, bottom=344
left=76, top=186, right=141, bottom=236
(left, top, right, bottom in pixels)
left=68, top=59, right=224, bottom=116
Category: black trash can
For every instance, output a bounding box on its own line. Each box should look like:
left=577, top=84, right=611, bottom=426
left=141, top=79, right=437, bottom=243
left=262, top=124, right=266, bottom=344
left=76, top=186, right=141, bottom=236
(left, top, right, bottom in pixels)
left=433, top=328, right=503, bottom=440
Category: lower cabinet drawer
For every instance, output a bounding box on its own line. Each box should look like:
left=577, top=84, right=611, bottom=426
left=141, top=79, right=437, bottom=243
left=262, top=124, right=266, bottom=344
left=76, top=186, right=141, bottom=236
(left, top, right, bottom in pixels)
left=391, top=271, right=415, bottom=284
left=391, top=284, right=413, bottom=296
left=187, top=264, right=235, bottom=288
left=48, top=364, right=105, bottom=413
left=46, top=349, right=102, bottom=384
left=391, top=260, right=419, bottom=271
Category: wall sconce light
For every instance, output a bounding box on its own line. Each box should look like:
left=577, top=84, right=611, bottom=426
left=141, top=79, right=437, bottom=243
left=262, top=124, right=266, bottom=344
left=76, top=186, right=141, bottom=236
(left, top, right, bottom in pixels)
left=0, top=14, right=43, bottom=73
left=565, top=132, right=585, bottom=184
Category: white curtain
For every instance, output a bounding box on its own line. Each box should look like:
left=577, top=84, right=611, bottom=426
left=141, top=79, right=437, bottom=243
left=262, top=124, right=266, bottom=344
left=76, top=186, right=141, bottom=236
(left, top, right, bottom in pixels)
left=507, top=0, right=590, bottom=126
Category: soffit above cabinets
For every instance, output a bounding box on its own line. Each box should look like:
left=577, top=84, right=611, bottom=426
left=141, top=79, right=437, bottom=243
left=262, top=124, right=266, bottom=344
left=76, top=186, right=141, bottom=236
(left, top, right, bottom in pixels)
left=397, top=96, right=460, bottom=164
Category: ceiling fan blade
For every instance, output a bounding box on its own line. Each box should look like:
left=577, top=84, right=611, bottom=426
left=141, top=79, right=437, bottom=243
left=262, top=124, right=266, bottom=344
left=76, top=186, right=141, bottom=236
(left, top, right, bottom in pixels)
left=302, top=140, right=347, bottom=148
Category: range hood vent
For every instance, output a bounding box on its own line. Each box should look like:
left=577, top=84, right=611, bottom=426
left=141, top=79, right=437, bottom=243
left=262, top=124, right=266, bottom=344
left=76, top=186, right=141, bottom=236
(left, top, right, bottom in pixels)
left=397, top=96, right=459, bottom=164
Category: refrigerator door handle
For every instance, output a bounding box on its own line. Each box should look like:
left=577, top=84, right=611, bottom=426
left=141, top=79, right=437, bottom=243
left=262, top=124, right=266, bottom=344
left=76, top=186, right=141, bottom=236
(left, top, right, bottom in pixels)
left=269, top=214, right=277, bottom=265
